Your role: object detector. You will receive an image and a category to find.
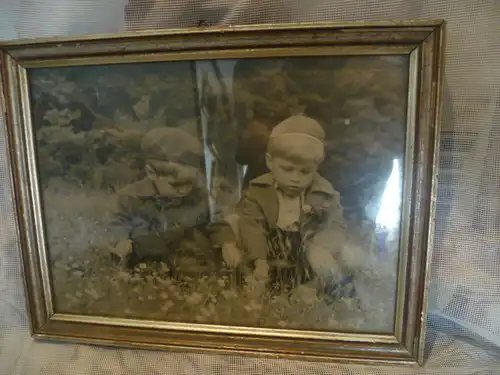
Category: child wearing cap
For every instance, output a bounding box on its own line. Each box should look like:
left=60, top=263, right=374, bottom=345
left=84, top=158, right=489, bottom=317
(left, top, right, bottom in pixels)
left=109, top=126, right=212, bottom=268
left=213, top=115, right=350, bottom=292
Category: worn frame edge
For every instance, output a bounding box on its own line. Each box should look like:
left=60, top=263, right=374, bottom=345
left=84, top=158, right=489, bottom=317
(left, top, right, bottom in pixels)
left=36, top=317, right=412, bottom=364
left=0, top=51, right=51, bottom=334
left=32, top=333, right=415, bottom=366
left=0, top=21, right=445, bottom=366
left=0, top=21, right=442, bottom=61
left=417, top=21, right=445, bottom=365
left=402, top=22, right=445, bottom=364
left=0, top=20, right=444, bottom=47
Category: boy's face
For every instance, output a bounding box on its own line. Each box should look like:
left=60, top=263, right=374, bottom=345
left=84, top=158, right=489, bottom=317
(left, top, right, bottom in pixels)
left=146, top=160, right=201, bottom=198
left=266, top=155, right=318, bottom=197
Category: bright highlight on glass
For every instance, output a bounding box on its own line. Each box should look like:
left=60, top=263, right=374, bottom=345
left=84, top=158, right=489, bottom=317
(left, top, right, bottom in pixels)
left=376, top=158, right=402, bottom=231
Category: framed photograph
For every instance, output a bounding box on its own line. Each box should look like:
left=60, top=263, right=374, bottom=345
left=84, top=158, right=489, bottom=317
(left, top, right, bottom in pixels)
left=0, top=21, right=444, bottom=365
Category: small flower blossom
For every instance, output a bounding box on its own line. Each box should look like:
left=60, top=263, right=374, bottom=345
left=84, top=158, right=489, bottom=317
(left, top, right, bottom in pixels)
left=160, top=301, right=174, bottom=312
left=199, top=307, right=211, bottom=317
left=302, top=204, right=312, bottom=214
left=160, top=292, right=168, bottom=300
left=167, top=285, right=177, bottom=292
left=161, top=264, right=170, bottom=272
left=186, top=292, right=203, bottom=305
left=208, top=303, right=216, bottom=313
left=117, top=272, right=130, bottom=280
left=222, top=290, right=238, bottom=299
left=244, top=300, right=263, bottom=312
left=195, top=315, right=206, bottom=323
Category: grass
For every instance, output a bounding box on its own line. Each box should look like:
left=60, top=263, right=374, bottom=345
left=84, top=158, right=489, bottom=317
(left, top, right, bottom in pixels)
left=44, top=181, right=398, bottom=333
left=51, top=248, right=367, bottom=331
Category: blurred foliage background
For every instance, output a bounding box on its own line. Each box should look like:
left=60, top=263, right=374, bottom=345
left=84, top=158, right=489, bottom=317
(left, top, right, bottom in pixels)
left=30, top=61, right=201, bottom=190
left=232, top=55, right=409, bottom=225
left=30, top=54, right=409, bottom=228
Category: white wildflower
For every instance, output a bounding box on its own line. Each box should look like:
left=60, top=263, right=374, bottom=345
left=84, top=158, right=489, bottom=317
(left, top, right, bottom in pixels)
left=167, top=285, right=177, bottom=292
left=341, top=298, right=354, bottom=310
left=160, top=263, right=170, bottom=272
left=160, top=301, right=174, bottom=312
left=85, top=288, right=100, bottom=299
left=200, top=307, right=211, bottom=317
left=208, top=303, right=216, bottom=313
left=117, top=271, right=130, bottom=280
left=156, top=278, right=172, bottom=286
left=294, top=285, right=318, bottom=305
left=132, top=286, right=141, bottom=294
left=160, top=292, right=168, bottom=300
left=327, top=317, right=338, bottom=326
left=186, top=292, right=203, bottom=305
left=222, top=290, right=235, bottom=299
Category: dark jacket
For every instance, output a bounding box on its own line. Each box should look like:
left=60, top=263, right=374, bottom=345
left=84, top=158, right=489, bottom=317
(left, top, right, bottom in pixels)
left=112, top=177, right=211, bottom=262
left=212, top=173, right=348, bottom=261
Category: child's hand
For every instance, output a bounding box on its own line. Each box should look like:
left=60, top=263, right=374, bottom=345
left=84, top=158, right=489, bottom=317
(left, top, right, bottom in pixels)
left=110, top=238, right=133, bottom=259
left=253, top=259, right=269, bottom=281
left=222, top=242, right=243, bottom=268
left=306, top=245, right=343, bottom=283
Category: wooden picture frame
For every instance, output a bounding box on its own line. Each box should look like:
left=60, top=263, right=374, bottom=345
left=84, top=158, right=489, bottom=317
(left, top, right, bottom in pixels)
left=0, top=21, right=444, bottom=365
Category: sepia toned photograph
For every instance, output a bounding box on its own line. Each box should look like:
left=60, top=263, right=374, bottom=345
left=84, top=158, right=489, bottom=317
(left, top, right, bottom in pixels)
left=30, top=55, right=407, bottom=332
left=0, top=22, right=443, bottom=364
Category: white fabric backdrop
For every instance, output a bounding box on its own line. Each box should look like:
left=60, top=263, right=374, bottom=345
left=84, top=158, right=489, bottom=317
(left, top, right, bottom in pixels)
left=1, top=0, right=500, bottom=373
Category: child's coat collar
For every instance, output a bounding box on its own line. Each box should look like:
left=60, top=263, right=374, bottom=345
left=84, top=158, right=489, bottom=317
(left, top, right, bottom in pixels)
left=249, top=172, right=335, bottom=196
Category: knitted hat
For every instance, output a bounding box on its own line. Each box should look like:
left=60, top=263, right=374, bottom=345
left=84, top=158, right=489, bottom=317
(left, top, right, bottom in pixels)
left=266, top=115, right=326, bottom=163
left=269, top=115, right=326, bottom=144
left=141, top=126, right=204, bottom=164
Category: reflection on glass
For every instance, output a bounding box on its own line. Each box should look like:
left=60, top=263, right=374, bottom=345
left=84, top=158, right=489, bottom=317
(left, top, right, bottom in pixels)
left=376, top=158, right=402, bottom=231
left=28, top=54, right=409, bottom=334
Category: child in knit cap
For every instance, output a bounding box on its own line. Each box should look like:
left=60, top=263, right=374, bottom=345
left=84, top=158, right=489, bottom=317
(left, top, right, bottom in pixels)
left=109, top=126, right=212, bottom=270
left=213, top=115, right=350, bottom=293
